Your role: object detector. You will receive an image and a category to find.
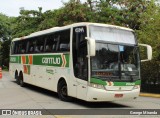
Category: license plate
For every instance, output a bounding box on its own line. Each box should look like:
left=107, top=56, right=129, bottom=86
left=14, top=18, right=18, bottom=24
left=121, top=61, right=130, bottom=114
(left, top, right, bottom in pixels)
left=114, top=94, right=123, bottom=98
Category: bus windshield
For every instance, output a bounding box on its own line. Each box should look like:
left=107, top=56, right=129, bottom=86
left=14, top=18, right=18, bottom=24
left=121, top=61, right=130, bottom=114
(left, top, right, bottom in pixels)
left=91, top=43, right=140, bottom=81
left=89, top=26, right=140, bottom=82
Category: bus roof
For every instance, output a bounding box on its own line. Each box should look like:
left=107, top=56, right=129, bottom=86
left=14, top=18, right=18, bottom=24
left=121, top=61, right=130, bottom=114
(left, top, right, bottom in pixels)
left=12, top=22, right=134, bottom=41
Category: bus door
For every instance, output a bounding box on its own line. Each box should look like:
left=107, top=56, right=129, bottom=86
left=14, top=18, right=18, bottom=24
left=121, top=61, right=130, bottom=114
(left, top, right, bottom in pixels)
left=72, top=26, right=88, bottom=100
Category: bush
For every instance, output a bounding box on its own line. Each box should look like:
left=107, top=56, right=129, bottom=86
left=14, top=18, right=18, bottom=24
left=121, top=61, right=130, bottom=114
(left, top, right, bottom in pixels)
left=141, top=60, right=160, bottom=93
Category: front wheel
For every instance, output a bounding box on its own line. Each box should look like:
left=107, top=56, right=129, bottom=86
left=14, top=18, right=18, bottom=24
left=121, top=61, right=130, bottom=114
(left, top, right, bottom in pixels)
left=58, top=81, right=72, bottom=101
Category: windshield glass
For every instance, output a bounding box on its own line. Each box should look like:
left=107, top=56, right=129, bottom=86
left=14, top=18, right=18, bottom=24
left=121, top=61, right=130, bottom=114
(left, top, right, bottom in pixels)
left=89, top=25, right=136, bottom=45
left=91, top=43, right=140, bottom=82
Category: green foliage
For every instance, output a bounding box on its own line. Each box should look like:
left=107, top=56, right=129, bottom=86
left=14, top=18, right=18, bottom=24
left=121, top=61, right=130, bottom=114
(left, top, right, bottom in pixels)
left=1, top=39, right=11, bottom=67
left=0, top=13, right=12, bottom=68
left=0, top=13, right=12, bottom=40
left=137, top=0, right=160, bottom=60
left=12, top=7, right=44, bottom=38
left=55, top=1, right=91, bottom=26
left=37, top=10, right=57, bottom=30
left=141, top=61, right=160, bottom=85
left=141, top=60, right=160, bottom=93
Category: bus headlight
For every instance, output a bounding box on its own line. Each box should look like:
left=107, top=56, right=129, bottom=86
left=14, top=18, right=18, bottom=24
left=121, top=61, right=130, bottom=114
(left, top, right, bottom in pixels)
left=89, top=83, right=105, bottom=89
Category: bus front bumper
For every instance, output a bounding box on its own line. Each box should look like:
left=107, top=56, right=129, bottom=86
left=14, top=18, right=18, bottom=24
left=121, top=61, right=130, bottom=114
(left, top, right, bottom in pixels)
left=86, top=87, right=140, bottom=102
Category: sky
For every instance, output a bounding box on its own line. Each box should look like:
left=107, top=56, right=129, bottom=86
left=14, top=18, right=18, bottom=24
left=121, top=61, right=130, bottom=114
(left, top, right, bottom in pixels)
left=0, top=0, right=160, bottom=17
left=0, top=0, right=71, bottom=17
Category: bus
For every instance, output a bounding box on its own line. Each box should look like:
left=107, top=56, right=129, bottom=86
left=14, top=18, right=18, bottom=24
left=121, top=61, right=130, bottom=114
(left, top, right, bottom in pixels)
left=9, top=22, right=152, bottom=102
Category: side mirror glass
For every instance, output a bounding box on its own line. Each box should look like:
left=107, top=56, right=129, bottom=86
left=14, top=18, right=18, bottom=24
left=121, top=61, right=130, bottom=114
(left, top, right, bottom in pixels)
left=85, top=37, right=96, bottom=57
left=138, top=43, right=152, bottom=62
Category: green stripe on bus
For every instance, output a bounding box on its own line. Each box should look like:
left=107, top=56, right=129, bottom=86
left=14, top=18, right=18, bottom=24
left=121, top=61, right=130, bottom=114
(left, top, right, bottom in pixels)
left=33, top=55, right=63, bottom=67
left=90, top=78, right=107, bottom=85
left=19, top=56, right=21, bottom=63
left=10, top=54, right=70, bottom=67
left=90, top=78, right=141, bottom=86
left=113, top=80, right=141, bottom=86
left=10, top=56, right=19, bottom=63
left=65, top=54, right=69, bottom=67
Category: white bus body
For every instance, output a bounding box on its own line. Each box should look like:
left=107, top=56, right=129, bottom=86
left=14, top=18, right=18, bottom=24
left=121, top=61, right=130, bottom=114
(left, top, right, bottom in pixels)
left=9, top=22, right=152, bottom=102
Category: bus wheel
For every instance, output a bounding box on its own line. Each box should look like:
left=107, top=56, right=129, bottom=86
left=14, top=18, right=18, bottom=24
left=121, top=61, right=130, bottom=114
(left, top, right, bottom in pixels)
left=19, top=73, right=25, bottom=87
left=58, top=80, right=72, bottom=102
left=16, top=75, right=20, bottom=85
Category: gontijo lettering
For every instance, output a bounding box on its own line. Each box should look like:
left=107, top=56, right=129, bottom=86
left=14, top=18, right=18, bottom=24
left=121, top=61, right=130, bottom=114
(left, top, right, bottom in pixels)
left=42, top=57, right=61, bottom=64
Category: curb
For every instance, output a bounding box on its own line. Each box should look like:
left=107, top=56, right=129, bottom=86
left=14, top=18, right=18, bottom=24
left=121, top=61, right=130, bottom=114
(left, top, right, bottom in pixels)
left=139, top=93, right=160, bottom=98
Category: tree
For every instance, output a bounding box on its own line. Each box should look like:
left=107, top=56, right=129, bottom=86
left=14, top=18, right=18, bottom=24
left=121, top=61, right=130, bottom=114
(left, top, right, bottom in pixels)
left=55, top=1, right=91, bottom=26
left=12, top=7, right=44, bottom=38
left=0, top=13, right=11, bottom=40
left=37, top=10, right=57, bottom=30
left=91, top=0, right=149, bottom=29
left=137, top=0, right=160, bottom=60
left=0, top=13, right=12, bottom=68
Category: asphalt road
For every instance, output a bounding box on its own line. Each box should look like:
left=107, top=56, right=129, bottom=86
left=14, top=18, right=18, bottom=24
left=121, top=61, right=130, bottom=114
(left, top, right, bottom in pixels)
left=0, top=71, right=160, bottom=118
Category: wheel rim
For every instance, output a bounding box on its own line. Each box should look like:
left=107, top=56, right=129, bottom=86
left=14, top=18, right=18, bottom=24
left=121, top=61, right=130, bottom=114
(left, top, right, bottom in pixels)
left=61, top=85, right=67, bottom=96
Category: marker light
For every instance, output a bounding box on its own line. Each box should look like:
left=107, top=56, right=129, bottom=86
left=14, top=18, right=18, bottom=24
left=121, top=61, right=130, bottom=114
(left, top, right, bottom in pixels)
left=89, top=83, right=105, bottom=90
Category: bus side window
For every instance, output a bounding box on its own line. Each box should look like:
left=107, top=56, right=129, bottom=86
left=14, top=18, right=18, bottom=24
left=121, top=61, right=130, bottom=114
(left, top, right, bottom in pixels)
left=52, top=44, right=56, bottom=51
left=28, top=39, right=35, bottom=53
left=34, top=46, right=40, bottom=53
left=14, top=42, right=18, bottom=54
left=35, top=36, right=45, bottom=53
left=56, top=37, right=60, bottom=51
left=55, top=29, right=70, bottom=52
left=45, top=45, right=51, bottom=52
left=60, top=43, right=69, bottom=51
left=40, top=46, right=44, bottom=52
left=29, top=46, right=34, bottom=53
left=44, top=34, right=55, bottom=52
left=26, top=41, right=30, bottom=53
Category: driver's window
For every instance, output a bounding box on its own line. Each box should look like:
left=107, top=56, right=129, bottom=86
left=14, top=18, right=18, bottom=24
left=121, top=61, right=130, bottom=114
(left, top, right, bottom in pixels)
left=72, top=26, right=88, bottom=80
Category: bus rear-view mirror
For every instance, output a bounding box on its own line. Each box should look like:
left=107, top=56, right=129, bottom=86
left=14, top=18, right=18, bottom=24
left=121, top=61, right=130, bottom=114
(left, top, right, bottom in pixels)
left=138, top=43, right=152, bottom=62
left=85, top=37, right=96, bottom=57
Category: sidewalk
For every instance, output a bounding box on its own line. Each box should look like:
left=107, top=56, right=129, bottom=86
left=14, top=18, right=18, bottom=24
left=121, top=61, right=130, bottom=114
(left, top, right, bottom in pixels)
left=140, top=93, right=160, bottom=98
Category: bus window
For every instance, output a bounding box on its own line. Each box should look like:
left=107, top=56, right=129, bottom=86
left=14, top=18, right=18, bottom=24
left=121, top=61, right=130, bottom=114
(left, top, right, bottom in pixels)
left=13, top=41, right=18, bottom=54
left=55, top=36, right=60, bottom=51
left=16, top=40, right=26, bottom=54
left=60, top=44, right=69, bottom=51
left=45, top=34, right=56, bottom=52
left=55, top=29, right=70, bottom=52
left=27, top=38, right=36, bottom=53
left=34, top=36, right=45, bottom=53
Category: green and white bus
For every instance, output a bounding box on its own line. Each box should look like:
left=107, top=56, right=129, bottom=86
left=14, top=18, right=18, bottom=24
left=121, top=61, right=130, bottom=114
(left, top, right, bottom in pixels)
left=9, top=22, right=152, bottom=102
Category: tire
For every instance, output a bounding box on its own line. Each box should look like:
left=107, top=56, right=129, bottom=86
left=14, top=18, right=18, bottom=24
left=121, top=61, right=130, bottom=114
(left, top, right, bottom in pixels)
left=58, top=81, right=72, bottom=101
left=16, top=74, right=20, bottom=85
left=19, top=73, right=25, bottom=87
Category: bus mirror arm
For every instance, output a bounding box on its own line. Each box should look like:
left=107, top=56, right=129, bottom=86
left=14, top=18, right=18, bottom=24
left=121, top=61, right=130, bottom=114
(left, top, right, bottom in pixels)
left=85, top=37, right=96, bottom=57
left=138, top=43, right=152, bottom=62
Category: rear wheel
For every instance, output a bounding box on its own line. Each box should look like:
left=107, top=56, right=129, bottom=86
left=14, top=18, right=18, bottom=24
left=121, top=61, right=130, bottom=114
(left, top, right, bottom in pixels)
left=58, top=80, right=72, bottom=101
left=19, top=73, right=25, bottom=87
left=15, top=73, right=20, bottom=85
